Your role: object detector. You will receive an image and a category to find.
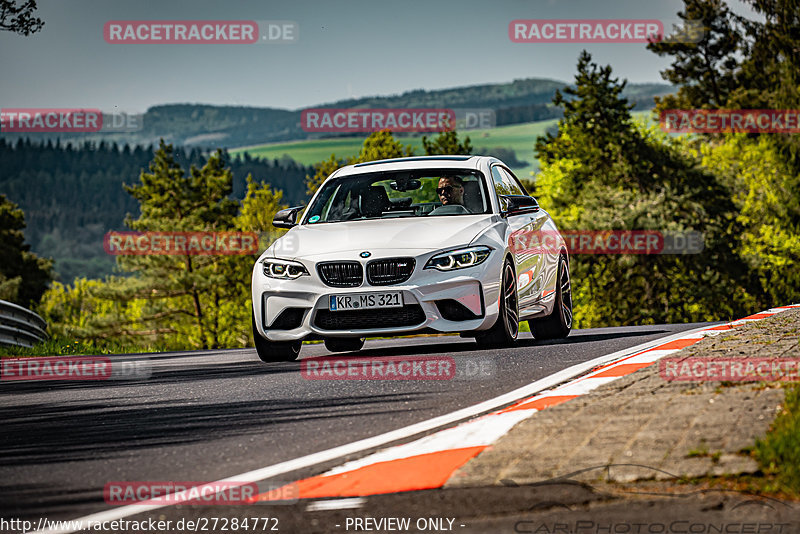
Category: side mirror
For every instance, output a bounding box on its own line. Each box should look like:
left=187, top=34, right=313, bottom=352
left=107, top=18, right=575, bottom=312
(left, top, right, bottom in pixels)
left=272, top=206, right=305, bottom=229
left=500, top=195, right=539, bottom=216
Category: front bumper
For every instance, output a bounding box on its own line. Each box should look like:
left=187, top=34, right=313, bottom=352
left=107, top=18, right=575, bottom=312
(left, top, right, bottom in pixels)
left=251, top=253, right=503, bottom=342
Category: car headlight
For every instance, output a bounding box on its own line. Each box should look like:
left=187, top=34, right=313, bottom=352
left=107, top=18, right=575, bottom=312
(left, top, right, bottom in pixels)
left=424, top=246, right=492, bottom=271
left=262, top=258, right=309, bottom=279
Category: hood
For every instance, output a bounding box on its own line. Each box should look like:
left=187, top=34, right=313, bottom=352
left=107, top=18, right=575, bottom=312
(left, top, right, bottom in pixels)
left=266, top=215, right=496, bottom=260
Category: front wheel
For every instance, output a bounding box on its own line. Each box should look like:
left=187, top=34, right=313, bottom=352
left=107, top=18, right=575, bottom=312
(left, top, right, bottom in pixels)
left=529, top=255, right=572, bottom=340
left=252, top=315, right=301, bottom=362
left=476, top=260, right=519, bottom=347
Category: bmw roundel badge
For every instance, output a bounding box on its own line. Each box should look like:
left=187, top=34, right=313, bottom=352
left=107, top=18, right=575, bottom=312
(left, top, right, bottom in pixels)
left=360, top=251, right=371, bottom=258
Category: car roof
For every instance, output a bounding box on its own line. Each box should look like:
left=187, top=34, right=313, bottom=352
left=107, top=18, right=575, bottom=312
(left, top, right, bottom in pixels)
left=333, top=155, right=500, bottom=176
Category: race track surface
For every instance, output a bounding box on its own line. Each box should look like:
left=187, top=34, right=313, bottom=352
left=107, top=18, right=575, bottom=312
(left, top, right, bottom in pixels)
left=1, top=323, right=711, bottom=530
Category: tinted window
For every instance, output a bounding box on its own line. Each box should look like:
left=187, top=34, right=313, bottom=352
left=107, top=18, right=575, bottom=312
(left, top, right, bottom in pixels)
left=491, top=166, right=524, bottom=196
left=499, top=167, right=527, bottom=195
left=303, top=170, right=489, bottom=223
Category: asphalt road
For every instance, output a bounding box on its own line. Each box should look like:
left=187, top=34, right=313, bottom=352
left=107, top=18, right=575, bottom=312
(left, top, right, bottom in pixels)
left=0, top=323, right=712, bottom=531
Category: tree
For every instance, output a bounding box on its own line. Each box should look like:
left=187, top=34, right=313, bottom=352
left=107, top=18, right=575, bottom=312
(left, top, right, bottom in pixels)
left=305, top=128, right=476, bottom=195
left=0, top=194, right=53, bottom=307
left=535, top=50, right=637, bottom=190
left=422, top=129, right=472, bottom=156
left=533, top=52, right=756, bottom=327
left=646, top=0, right=745, bottom=113
left=650, top=0, right=800, bottom=309
left=0, top=0, right=44, bottom=35
left=39, top=156, right=289, bottom=350
left=699, top=134, right=800, bottom=305
left=87, top=141, right=243, bottom=349
left=305, top=130, right=414, bottom=195
left=730, top=0, right=800, bottom=111
left=236, top=175, right=287, bottom=244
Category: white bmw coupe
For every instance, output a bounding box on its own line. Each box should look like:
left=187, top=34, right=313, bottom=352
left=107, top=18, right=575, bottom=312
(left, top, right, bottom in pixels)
left=251, top=155, right=572, bottom=362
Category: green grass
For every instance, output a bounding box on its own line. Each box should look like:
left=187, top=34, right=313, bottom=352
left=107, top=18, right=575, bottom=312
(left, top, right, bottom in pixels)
left=0, top=338, right=167, bottom=358
left=229, top=121, right=556, bottom=178
left=230, top=111, right=655, bottom=180
left=232, top=137, right=423, bottom=168
left=755, top=385, right=800, bottom=496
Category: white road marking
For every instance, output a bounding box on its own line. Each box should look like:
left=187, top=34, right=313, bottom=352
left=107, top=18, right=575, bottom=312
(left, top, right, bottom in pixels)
left=306, top=498, right=365, bottom=511
left=28, top=324, right=719, bottom=534
left=324, top=410, right=532, bottom=476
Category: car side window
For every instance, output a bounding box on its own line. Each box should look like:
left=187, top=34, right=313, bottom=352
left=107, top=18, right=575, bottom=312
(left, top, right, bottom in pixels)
left=498, top=167, right=525, bottom=196
left=490, top=166, right=513, bottom=196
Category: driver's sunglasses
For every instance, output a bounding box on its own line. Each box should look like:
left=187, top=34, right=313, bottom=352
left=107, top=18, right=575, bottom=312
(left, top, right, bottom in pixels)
left=437, top=185, right=461, bottom=195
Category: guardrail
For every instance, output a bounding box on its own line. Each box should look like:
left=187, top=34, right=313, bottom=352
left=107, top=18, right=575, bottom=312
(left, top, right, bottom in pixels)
left=0, top=300, right=49, bottom=348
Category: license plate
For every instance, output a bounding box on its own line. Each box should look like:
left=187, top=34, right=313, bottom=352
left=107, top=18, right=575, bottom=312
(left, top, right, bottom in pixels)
left=329, top=292, right=403, bottom=311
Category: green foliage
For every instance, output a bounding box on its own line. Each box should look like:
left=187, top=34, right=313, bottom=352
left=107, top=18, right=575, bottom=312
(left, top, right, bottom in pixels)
left=305, top=129, right=477, bottom=195
left=305, top=130, right=415, bottom=195
left=0, top=193, right=53, bottom=307
left=39, top=142, right=288, bottom=351
left=0, top=337, right=164, bottom=357
left=533, top=52, right=755, bottom=327
left=306, top=154, right=348, bottom=196
left=356, top=130, right=416, bottom=162
left=647, top=0, right=745, bottom=112
left=699, top=135, right=800, bottom=304
left=756, top=385, right=800, bottom=496
left=0, top=139, right=311, bottom=283
left=649, top=0, right=800, bottom=310
left=1, top=81, right=671, bottom=149
left=236, top=175, right=288, bottom=245
left=731, top=0, right=800, bottom=112
left=422, top=129, right=472, bottom=156
left=649, top=0, right=800, bottom=168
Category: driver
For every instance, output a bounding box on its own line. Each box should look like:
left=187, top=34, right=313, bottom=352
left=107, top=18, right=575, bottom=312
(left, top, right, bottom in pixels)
left=436, top=176, right=465, bottom=206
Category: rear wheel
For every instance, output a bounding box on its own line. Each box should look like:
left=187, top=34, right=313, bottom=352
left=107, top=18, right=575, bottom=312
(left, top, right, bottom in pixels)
left=252, top=315, right=301, bottom=362
left=529, top=255, right=572, bottom=340
left=476, top=260, right=519, bottom=347
left=324, top=337, right=366, bottom=353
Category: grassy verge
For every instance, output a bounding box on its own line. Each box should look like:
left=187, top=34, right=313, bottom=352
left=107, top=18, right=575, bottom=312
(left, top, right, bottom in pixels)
left=0, top=339, right=168, bottom=358
left=1, top=334, right=467, bottom=355
left=669, top=384, right=800, bottom=500
left=754, top=384, right=800, bottom=496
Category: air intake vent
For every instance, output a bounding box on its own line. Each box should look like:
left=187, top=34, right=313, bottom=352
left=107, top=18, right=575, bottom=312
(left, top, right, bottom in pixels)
left=314, top=305, right=426, bottom=330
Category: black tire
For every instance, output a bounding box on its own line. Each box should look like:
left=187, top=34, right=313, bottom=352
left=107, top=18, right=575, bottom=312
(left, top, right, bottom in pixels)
left=252, top=315, right=301, bottom=362
left=476, top=260, right=519, bottom=347
left=324, top=337, right=366, bottom=353
left=529, top=255, right=573, bottom=340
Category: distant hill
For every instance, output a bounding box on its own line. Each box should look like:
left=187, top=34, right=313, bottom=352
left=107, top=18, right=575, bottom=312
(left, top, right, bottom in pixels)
left=0, top=139, right=313, bottom=283
left=0, top=78, right=673, bottom=149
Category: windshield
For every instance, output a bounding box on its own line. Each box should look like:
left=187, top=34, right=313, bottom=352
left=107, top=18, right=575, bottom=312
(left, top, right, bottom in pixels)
left=302, top=170, right=490, bottom=224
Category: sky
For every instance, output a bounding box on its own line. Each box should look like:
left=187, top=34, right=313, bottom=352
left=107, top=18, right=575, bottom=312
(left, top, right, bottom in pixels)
left=0, top=0, right=760, bottom=113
